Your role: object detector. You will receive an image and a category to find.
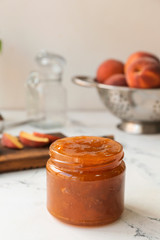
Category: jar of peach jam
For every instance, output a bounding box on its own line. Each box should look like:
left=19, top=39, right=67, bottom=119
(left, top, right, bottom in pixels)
left=46, top=136, right=125, bottom=226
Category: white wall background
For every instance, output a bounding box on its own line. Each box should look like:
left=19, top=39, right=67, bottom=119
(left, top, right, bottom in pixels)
left=0, top=0, right=160, bottom=110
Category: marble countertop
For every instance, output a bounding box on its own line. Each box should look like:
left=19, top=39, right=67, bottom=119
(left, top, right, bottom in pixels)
left=0, top=110, right=160, bottom=240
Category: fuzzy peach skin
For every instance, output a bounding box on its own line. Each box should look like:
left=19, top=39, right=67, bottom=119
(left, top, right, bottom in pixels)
left=96, top=59, right=124, bottom=83
left=19, top=131, right=49, bottom=147
left=1, top=133, right=24, bottom=149
left=126, top=57, right=160, bottom=88
left=103, top=74, right=127, bottom=86
left=125, top=51, right=159, bottom=73
left=33, top=132, right=60, bottom=143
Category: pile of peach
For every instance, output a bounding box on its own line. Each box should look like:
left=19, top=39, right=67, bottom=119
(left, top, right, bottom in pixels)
left=1, top=132, right=60, bottom=149
left=96, top=51, right=160, bottom=88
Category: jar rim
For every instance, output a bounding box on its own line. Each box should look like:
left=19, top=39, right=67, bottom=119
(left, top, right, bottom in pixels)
left=49, top=136, right=124, bottom=171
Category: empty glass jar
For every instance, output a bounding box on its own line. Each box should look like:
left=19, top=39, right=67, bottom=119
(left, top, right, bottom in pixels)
left=26, top=50, right=67, bottom=128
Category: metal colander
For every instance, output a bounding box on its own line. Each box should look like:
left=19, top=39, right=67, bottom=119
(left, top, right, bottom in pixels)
left=72, top=76, right=160, bottom=134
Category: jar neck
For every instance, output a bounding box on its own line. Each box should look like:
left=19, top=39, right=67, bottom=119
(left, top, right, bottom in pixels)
left=48, top=151, right=124, bottom=173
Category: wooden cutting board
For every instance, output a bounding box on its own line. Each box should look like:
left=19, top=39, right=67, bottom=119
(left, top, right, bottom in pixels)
left=0, top=132, right=66, bottom=173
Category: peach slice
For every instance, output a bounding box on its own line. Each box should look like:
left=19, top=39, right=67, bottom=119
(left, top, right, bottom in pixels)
left=19, top=131, right=49, bottom=147
left=33, top=132, right=60, bottom=143
left=1, top=133, right=24, bottom=149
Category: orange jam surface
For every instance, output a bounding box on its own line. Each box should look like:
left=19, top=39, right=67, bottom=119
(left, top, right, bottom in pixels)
left=47, top=136, right=125, bottom=226
left=51, top=136, right=123, bottom=165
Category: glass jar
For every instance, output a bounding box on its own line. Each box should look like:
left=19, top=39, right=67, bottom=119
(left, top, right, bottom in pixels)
left=46, top=136, right=125, bottom=226
left=26, top=50, right=67, bottom=128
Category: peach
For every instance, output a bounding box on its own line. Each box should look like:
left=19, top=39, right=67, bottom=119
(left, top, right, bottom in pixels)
left=1, top=133, right=24, bottom=149
left=126, top=57, right=160, bottom=88
left=19, top=131, right=49, bottom=147
left=96, top=59, right=124, bottom=83
left=125, top=51, right=159, bottom=73
left=33, top=132, right=60, bottom=143
left=103, top=74, right=127, bottom=86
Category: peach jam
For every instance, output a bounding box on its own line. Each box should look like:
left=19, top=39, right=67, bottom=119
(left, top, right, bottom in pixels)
left=46, top=136, right=125, bottom=226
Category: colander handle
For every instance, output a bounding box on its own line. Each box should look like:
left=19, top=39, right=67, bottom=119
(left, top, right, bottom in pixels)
left=72, top=76, right=97, bottom=88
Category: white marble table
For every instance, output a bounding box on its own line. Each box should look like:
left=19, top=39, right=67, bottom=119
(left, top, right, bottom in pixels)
left=0, top=110, right=160, bottom=240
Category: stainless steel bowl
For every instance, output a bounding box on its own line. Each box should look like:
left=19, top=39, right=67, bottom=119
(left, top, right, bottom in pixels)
left=72, top=76, right=160, bottom=134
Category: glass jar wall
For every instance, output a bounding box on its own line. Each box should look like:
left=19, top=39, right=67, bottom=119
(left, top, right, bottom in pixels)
left=46, top=136, right=126, bottom=226
left=26, top=50, right=67, bottom=128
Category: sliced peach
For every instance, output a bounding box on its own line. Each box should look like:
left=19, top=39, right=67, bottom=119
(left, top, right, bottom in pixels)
left=19, top=131, right=49, bottom=147
left=1, top=133, right=24, bottom=149
left=33, top=132, right=60, bottom=143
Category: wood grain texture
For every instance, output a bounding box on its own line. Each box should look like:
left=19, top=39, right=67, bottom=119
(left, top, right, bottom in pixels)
left=0, top=133, right=66, bottom=173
